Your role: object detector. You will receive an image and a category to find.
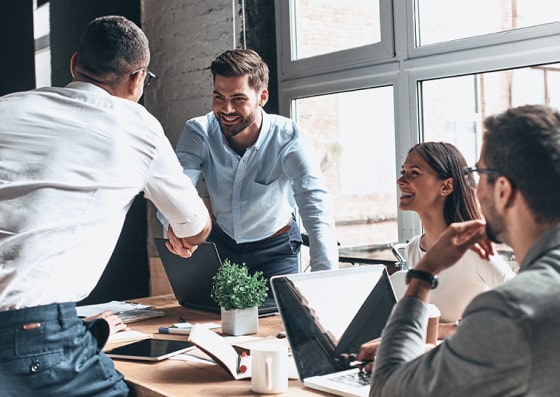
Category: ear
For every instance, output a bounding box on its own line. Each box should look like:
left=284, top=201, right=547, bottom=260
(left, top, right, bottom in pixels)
left=127, top=70, right=144, bottom=102
left=70, top=52, right=78, bottom=78
left=258, top=88, right=269, bottom=107
left=493, top=176, right=515, bottom=210
left=440, top=177, right=454, bottom=197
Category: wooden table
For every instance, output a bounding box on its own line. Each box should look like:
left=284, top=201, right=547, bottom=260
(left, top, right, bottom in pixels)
left=108, top=295, right=328, bottom=396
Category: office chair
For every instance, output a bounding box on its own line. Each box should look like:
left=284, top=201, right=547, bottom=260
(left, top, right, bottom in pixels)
left=389, top=242, right=408, bottom=300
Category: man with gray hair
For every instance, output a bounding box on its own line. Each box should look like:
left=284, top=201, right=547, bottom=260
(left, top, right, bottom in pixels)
left=0, top=16, right=210, bottom=396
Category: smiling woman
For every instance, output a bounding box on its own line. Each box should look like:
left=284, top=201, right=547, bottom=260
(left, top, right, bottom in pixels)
left=396, top=142, right=515, bottom=324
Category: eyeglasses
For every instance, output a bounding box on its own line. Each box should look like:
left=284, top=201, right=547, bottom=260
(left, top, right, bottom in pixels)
left=131, top=68, right=156, bottom=88
left=463, top=166, right=497, bottom=188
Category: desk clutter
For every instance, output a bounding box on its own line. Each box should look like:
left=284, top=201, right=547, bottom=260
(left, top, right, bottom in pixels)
left=108, top=295, right=340, bottom=395
left=187, top=324, right=292, bottom=380
left=76, top=300, right=165, bottom=323
left=158, top=321, right=221, bottom=335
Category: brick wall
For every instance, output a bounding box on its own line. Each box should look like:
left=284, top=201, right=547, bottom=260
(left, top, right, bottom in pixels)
left=142, top=0, right=242, bottom=147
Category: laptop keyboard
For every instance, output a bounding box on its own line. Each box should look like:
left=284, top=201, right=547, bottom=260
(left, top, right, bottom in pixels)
left=330, top=370, right=371, bottom=387
left=260, top=297, right=277, bottom=308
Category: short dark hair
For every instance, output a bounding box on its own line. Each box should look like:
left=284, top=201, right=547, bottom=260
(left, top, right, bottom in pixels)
left=75, top=15, right=149, bottom=86
left=409, top=142, right=481, bottom=225
left=483, top=104, right=560, bottom=223
left=210, top=49, right=269, bottom=91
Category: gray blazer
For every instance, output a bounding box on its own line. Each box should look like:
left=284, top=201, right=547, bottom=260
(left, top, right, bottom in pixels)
left=371, top=224, right=560, bottom=397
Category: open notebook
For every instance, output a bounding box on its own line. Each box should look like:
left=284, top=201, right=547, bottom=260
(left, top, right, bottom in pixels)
left=271, top=265, right=396, bottom=397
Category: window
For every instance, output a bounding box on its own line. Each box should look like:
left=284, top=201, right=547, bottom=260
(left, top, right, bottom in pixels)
left=294, top=87, right=397, bottom=247
left=275, top=0, right=560, bottom=257
left=415, top=0, right=560, bottom=46
left=292, top=0, right=380, bottom=60
left=421, top=63, right=560, bottom=161
left=33, top=0, right=51, bottom=88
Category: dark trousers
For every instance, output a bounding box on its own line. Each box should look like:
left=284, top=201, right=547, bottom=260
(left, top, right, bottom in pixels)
left=208, top=216, right=303, bottom=297
left=0, top=302, right=132, bottom=397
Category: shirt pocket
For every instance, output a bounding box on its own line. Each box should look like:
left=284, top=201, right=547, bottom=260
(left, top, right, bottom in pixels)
left=246, top=179, right=283, bottom=209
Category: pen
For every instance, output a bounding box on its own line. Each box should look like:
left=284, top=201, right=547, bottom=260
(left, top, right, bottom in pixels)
left=158, top=327, right=191, bottom=335
left=238, top=351, right=249, bottom=373
left=348, top=359, right=373, bottom=368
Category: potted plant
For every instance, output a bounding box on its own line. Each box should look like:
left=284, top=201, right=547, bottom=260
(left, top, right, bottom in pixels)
left=211, top=259, right=269, bottom=336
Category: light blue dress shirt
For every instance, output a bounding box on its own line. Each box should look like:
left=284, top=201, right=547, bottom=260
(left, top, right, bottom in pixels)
left=175, top=110, right=338, bottom=271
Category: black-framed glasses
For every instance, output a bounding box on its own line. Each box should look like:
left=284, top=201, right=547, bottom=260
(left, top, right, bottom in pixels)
left=131, top=68, right=156, bottom=88
left=463, top=166, right=497, bottom=188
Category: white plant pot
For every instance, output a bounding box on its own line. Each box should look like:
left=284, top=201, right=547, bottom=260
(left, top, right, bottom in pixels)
left=221, top=306, right=259, bottom=336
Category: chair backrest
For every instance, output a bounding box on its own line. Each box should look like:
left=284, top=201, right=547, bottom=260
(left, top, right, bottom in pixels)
left=389, top=269, right=408, bottom=300
left=391, top=242, right=408, bottom=270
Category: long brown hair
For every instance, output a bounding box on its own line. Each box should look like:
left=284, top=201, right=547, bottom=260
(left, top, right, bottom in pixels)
left=409, top=142, right=481, bottom=224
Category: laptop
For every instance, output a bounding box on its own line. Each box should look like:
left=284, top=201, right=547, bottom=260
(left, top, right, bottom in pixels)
left=271, top=265, right=396, bottom=397
left=154, top=238, right=278, bottom=316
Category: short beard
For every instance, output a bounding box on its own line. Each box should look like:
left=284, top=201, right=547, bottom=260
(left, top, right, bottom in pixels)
left=217, top=113, right=255, bottom=138
left=485, top=222, right=502, bottom=244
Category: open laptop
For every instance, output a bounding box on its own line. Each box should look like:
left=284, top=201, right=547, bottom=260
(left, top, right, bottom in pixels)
left=154, top=238, right=278, bottom=316
left=271, top=265, right=396, bottom=397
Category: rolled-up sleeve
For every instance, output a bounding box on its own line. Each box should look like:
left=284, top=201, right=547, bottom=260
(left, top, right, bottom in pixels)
left=144, top=133, right=209, bottom=238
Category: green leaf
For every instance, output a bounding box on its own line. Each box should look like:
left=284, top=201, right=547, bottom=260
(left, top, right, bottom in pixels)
left=210, top=259, right=269, bottom=310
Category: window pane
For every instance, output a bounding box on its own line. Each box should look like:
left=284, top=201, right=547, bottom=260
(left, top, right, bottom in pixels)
left=421, top=62, right=560, bottom=165
left=416, top=0, right=560, bottom=46
left=293, top=87, right=397, bottom=250
left=292, top=0, right=380, bottom=60
left=33, top=1, right=51, bottom=88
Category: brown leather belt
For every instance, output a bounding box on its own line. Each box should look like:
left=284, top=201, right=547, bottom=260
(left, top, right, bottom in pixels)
left=213, top=221, right=291, bottom=242
left=267, top=224, right=291, bottom=239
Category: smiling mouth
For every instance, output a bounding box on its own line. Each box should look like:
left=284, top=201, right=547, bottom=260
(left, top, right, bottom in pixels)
left=220, top=114, right=240, bottom=124
left=400, top=192, right=414, bottom=199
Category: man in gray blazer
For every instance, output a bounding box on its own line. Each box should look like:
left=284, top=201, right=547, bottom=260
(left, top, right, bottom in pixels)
left=360, top=104, right=560, bottom=396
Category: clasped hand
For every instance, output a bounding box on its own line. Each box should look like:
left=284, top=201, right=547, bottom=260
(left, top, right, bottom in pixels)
left=165, top=226, right=203, bottom=258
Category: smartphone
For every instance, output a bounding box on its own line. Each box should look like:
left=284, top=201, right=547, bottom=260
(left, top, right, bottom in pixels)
left=105, top=338, right=195, bottom=361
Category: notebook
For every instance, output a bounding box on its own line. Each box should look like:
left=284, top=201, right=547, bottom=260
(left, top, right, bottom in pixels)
left=271, top=265, right=396, bottom=397
left=154, top=238, right=278, bottom=316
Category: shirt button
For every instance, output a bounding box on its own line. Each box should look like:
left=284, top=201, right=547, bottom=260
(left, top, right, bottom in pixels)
left=30, top=361, right=40, bottom=373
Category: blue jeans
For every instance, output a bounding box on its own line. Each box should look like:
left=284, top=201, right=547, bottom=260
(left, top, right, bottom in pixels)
left=209, top=216, right=303, bottom=297
left=0, top=303, right=132, bottom=396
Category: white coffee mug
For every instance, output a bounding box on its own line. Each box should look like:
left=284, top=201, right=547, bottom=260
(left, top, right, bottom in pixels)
left=251, top=343, right=288, bottom=394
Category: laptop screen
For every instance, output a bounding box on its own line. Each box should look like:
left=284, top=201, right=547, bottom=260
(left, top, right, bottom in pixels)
left=271, top=265, right=395, bottom=379
left=154, top=239, right=222, bottom=313
left=154, top=238, right=278, bottom=315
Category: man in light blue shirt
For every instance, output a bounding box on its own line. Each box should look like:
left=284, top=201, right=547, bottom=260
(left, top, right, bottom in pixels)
left=165, top=49, right=338, bottom=287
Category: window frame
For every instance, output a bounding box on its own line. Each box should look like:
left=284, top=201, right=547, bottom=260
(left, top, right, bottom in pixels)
left=275, top=0, right=560, bottom=243
left=275, top=0, right=395, bottom=79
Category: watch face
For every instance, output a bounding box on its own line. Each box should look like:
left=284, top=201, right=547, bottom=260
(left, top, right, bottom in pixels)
left=431, top=276, right=439, bottom=289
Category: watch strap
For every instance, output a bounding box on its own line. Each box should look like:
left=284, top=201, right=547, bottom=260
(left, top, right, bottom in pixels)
left=406, top=269, right=438, bottom=289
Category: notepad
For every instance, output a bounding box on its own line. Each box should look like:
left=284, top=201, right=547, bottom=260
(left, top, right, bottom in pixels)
left=158, top=322, right=221, bottom=335
left=76, top=300, right=165, bottom=323
left=187, top=324, right=251, bottom=380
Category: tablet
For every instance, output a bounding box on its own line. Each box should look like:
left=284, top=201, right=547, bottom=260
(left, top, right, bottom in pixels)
left=105, top=338, right=195, bottom=361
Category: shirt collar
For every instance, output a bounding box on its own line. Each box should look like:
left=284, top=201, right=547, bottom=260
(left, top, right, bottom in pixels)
left=520, top=223, right=560, bottom=270
left=252, top=108, right=269, bottom=151
left=65, top=81, right=111, bottom=95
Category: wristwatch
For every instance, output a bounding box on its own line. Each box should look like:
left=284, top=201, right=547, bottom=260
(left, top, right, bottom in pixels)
left=406, top=269, right=438, bottom=289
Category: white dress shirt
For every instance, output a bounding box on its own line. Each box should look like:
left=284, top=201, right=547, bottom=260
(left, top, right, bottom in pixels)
left=0, top=82, right=208, bottom=310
